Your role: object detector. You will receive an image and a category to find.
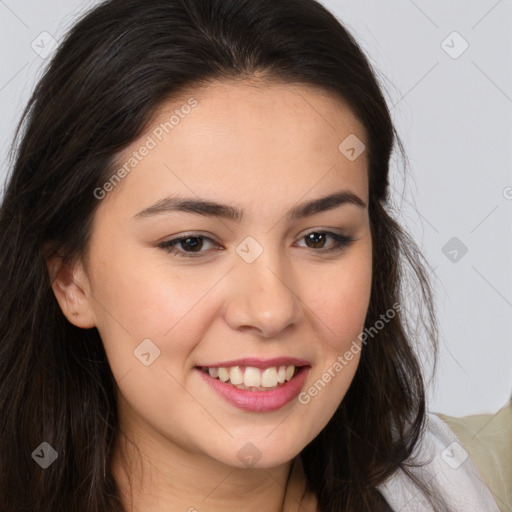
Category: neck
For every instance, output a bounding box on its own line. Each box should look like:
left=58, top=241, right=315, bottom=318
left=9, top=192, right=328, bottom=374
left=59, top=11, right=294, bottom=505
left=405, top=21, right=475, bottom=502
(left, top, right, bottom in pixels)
left=109, top=425, right=315, bottom=512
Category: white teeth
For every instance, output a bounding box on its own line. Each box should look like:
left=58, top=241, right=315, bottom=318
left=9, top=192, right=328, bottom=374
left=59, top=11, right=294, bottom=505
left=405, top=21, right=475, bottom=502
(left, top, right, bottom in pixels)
left=218, top=367, right=230, bottom=382
left=229, top=366, right=244, bottom=385
left=244, top=367, right=261, bottom=387
left=277, top=366, right=286, bottom=384
left=205, top=364, right=299, bottom=388
left=261, top=367, right=278, bottom=387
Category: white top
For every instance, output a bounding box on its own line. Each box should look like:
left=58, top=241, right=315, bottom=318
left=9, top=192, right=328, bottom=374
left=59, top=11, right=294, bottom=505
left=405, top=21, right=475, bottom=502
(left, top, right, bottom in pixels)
left=377, top=413, right=501, bottom=511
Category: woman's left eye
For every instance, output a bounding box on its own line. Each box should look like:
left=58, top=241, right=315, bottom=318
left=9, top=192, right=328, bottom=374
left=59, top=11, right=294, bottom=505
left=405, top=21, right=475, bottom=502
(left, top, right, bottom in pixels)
left=297, top=231, right=355, bottom=252
left=158, top=231, right=355, bottom=259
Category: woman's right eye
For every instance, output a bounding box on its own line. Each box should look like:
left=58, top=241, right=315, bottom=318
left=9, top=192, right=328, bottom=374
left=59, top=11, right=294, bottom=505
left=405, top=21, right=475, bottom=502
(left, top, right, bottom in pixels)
left=158, top=235, right=220, bottom=258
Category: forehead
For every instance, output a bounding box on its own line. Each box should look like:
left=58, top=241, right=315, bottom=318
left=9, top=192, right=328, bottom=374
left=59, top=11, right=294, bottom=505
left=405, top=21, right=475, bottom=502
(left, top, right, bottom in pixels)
left=101, top=79, right=369, bottom=217
left=148, top=79, right=368, bottom=160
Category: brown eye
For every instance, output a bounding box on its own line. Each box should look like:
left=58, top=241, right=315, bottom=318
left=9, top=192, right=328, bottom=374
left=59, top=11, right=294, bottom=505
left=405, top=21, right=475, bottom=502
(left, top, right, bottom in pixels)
left=159, top=235, right=219, bottom=258
left=159, top=231, right=354, bottom=260
left=299, top=231, right=355, bottom=252
left=178, top=237, right=204, bottom=252
left=304, top=232, right=328, bottom=249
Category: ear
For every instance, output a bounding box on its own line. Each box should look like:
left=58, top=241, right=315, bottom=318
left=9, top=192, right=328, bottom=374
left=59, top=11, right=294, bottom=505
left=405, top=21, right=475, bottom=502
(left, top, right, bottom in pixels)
left=46, top=255, right=96, bottom=329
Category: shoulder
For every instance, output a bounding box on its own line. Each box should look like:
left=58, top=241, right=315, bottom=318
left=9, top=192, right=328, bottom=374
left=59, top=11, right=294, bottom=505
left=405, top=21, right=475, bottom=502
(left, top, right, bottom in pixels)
left=376, top=411, right=503, bottom=512
left=437, top=402, right=512, bottom=512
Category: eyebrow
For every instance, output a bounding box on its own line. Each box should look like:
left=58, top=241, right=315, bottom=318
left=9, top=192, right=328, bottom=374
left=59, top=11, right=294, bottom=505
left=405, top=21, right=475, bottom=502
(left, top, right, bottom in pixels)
left=134, top=190, right=367, bottom=222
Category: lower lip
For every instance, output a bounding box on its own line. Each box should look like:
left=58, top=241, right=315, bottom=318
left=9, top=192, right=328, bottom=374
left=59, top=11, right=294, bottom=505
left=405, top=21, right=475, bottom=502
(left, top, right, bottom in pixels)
left=196, top=366, right=311, bottom=412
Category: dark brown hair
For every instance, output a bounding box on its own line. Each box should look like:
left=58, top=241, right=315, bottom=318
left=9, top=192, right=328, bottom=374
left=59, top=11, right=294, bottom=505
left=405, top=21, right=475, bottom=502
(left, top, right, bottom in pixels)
left=0, top=0, right=445, bottom=510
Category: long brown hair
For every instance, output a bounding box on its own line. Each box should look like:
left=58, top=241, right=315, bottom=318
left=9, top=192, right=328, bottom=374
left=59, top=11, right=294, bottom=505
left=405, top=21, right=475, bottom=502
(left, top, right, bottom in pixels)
left=0, top=0, right=444, bottom=510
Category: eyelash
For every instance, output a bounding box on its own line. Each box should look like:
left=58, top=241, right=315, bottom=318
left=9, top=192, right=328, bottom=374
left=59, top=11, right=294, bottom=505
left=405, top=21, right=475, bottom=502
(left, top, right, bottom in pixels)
left=158, top=231, right=355, bottom=259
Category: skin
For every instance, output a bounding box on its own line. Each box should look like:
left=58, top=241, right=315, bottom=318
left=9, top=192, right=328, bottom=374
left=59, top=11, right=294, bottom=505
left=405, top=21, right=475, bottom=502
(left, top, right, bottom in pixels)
left=48, top=79, right=372, bottom=512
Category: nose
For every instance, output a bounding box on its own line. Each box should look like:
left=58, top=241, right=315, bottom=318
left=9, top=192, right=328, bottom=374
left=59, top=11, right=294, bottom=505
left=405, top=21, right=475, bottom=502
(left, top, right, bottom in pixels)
left=223, top=250, right=304, bottom=338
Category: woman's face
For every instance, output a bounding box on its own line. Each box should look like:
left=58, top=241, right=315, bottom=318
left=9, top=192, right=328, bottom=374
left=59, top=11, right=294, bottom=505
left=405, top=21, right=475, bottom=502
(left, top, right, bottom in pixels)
left=61, top=80, right=372, bottom=469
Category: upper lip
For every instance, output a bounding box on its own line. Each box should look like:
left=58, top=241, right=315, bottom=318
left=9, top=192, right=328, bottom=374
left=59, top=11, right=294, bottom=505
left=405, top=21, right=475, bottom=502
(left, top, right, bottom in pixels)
left=197, top=357, right=311, bottom=369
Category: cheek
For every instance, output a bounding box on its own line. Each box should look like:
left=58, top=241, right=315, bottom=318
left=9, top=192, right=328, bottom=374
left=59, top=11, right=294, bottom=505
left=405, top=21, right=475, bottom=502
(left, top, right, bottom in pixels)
left=86, top=244, right=226, bottom=378
left=298, top=259, right=370, bottom=430
left=308, top=249, right=372, bottom=417
left=308, top=252, right=372, bottom=348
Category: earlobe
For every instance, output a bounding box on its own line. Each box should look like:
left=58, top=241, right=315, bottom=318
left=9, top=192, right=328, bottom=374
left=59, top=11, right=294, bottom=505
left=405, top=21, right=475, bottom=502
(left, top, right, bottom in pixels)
left=46, top=256, right=96, bottom=329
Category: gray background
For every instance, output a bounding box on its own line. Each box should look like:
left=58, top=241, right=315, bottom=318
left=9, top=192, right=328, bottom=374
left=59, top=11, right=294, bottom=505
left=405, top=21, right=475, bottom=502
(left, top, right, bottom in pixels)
left=0, top=0, right=510, bottom=417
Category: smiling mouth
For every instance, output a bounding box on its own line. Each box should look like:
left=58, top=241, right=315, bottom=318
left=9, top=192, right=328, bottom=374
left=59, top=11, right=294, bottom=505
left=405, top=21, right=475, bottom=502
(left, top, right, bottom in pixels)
left=198, top=364, right=302, bottom=391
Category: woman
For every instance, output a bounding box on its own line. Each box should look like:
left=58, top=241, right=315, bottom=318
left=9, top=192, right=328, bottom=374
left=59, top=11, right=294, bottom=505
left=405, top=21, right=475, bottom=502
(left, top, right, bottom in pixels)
left=0, top=0, right=500, bottom=510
